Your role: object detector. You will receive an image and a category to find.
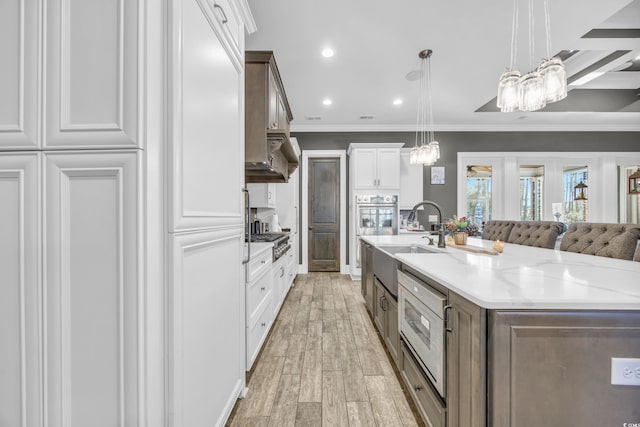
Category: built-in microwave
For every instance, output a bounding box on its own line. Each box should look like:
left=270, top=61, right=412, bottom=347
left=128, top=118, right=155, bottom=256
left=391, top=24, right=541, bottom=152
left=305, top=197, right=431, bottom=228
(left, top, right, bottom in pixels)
left=398, top=270, right=449, bottom=398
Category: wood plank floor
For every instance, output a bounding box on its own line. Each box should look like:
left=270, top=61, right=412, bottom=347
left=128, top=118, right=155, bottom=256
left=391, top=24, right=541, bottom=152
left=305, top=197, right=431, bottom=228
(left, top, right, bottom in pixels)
left=227, top=273, right=424, bottom=427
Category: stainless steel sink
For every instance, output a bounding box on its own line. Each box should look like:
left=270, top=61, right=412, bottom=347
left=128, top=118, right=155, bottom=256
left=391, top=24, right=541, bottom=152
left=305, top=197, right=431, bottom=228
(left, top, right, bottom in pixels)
left=377, top=245, right=440, bottom=255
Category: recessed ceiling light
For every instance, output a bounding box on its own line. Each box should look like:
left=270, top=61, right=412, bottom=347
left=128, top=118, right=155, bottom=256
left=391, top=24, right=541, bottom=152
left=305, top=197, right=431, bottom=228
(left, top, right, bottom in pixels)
left=323, top=98, right=332, bottom=106
left=322, top=48, right=334, bottom=58
left=393, top=99, right=403, bottom=105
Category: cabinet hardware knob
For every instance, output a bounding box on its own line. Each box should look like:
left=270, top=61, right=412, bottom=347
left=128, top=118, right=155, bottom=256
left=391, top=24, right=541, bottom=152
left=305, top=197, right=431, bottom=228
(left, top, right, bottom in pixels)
left=261, top=322, right=266, bottom=327
left=414, top=385, right=423, bottom=391
left=260, top=286, right=266, bottom=291
left=261, top=260, right=266, bottom=264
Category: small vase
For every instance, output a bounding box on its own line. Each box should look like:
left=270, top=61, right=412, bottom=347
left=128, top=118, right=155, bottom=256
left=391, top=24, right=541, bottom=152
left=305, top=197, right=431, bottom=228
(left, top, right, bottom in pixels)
left=453, top=231, right=468, bottom=245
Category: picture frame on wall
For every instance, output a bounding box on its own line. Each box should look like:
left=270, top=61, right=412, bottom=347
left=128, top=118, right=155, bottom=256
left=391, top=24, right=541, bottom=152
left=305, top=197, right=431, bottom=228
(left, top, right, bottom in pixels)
left=431, top=166, right=445, bottom=185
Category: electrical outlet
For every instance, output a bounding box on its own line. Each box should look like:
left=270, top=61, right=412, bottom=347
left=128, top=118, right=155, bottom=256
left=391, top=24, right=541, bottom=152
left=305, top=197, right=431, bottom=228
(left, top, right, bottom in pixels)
left=428, top=215, right=438, bottom=222
left=611, top=358, right=640, bottom=386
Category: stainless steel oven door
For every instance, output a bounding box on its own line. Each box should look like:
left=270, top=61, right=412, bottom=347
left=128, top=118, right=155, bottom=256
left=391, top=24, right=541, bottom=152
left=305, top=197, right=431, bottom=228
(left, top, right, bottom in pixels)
left=398, top=271, right=447, bottom=398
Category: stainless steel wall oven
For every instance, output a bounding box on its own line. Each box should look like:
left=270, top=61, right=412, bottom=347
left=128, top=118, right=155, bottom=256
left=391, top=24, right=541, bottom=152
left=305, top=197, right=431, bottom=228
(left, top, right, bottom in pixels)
left=355, top=194, right=398, bottom=267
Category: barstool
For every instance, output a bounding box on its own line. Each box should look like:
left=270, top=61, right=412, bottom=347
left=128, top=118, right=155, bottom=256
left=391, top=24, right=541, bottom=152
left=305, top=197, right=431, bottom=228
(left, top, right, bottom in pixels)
left=559, top=223, right=640, bottom=261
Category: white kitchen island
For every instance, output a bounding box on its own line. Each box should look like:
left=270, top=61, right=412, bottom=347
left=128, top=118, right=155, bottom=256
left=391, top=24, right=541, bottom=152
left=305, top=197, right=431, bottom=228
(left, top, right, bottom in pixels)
left=360, top=235, right=640, bottom=427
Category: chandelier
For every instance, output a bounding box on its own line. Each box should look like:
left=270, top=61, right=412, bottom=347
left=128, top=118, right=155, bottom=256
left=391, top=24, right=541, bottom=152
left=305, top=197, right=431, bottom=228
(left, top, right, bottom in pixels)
left=410, top=49, right=440, bottom=166
left=497, top=0, right=567, bottom=112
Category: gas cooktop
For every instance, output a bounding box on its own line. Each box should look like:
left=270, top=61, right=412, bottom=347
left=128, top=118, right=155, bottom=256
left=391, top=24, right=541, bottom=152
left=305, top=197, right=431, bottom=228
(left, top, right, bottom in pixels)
left=247, top=233, right=288, bottom=243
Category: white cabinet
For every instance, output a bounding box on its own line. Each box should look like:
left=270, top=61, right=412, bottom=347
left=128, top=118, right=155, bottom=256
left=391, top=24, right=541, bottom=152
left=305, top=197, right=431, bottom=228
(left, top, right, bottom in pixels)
left=45, top=0, right=139, bottom=149
left=166, top=0, right=249, bottom=425
left=349, top=144, right=403, bottom=191
left=400, top=148, right=424, bottom=209
left=0, top=0, right=255, bottom=425
left=44, top=151, right=140, bottom=426
left=0, top=1, right=38, bottom=149
left=246, top=247, right=273, bottom=369
left=248, top=183, right=277, bottom=208
left=169, top=229, right=244, bottom=426
left=272, top=256, right=288, bottom=315
left=0, top=154, right=40, bottom=426
left=169, top=0, right=245, bottom=231
left=275, top=138, right=300, bottom=286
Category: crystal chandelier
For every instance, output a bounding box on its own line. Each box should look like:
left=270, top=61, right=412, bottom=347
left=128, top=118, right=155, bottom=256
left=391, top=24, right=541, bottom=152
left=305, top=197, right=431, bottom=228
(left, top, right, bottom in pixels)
left=410, top=49, right=440, bottom=166
left=497, top=0, right=567, bottom=112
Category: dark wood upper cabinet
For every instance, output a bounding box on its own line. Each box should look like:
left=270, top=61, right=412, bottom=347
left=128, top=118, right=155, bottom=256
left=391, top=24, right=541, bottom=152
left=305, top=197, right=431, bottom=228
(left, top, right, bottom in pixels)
left=245, top=51, right=297, bottom=183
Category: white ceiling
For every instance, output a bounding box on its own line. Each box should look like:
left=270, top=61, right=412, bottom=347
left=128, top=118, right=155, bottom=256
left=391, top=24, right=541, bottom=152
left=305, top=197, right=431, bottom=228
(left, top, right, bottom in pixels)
left=245, top=0, right=640, bottom=132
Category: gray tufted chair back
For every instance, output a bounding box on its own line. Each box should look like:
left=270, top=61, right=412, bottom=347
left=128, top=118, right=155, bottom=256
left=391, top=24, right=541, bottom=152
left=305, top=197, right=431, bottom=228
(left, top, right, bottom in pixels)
left=633, top=241, right=640, bottom=262
left=559, top=223, right=640, bottom=260
left=506, top=221, right=564, bottom=249
left=481, top=220, right=516, bottom=241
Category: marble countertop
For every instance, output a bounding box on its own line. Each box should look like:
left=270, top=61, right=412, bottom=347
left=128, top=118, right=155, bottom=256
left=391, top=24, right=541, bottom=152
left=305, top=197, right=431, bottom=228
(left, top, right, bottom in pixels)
left=361, top=235, right=640, bottom=310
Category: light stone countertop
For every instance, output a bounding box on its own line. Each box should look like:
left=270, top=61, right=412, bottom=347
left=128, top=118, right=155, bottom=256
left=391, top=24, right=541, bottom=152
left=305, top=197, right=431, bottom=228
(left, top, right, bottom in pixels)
left=361, top=235, right=640, bottom=310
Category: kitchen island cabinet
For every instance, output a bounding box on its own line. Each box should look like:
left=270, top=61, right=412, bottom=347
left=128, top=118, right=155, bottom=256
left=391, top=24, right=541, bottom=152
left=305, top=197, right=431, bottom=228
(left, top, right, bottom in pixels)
left=361, top=235, right=640, bottom=427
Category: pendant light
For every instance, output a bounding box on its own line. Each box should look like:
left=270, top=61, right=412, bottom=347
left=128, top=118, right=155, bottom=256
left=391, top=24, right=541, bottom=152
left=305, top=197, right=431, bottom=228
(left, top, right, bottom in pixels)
left=497, top=0, right=567, bottom=112
left=410, top=49, right=441, bottom=166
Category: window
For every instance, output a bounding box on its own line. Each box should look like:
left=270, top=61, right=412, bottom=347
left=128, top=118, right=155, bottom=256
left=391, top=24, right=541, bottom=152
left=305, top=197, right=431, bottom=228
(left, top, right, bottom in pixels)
left=466, top=165, right=492, bottom=224
left=620, top=165, right=640, bottom=224
left=519, top=165, right=544, bottom=221
left=563, top=166, right=588, bottom=223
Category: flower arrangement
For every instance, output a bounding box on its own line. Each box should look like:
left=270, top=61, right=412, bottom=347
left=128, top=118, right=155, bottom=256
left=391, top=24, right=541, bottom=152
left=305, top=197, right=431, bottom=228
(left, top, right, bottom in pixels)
left=444, top=216, right=479, bottom=236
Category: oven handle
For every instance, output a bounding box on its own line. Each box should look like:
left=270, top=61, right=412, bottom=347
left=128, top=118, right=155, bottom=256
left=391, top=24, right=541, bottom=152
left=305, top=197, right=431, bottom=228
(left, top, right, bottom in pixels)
left=444, top=304, right=453, bottom=332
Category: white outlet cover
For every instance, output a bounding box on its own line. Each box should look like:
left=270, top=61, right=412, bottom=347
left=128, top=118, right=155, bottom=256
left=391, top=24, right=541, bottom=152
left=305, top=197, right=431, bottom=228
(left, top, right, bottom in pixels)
left=611, top=358, right=640, bottom=386
left=428, top=215, right=438, bottom=222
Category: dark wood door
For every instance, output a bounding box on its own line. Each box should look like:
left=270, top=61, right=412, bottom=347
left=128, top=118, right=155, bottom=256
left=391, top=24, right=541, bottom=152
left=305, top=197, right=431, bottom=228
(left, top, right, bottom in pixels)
left=308, top=158, right=340, bottom=271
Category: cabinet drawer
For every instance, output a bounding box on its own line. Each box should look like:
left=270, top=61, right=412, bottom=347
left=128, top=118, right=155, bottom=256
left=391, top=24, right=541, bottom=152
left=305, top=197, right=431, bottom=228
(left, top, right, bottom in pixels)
left=247, top=267, right=273, bottom=319
left=248, top=249, right=272, bottom=282
left=401, top=341, right=446, bottom=427
left=247, top=293, right=274, bottom=368
left=205, top=0, right=243, bottom=67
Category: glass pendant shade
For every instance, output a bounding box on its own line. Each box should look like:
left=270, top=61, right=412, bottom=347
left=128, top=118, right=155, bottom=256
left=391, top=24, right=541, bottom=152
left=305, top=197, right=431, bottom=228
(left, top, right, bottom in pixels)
left=497, top=70, right=521, bottom=112
left=539, top=57, right=567, bottom=103
left=409, top=146, right=420, bottom=165
left=518, top=71, right=546, bottom=112
left=427, top=141, right=440, bottom=165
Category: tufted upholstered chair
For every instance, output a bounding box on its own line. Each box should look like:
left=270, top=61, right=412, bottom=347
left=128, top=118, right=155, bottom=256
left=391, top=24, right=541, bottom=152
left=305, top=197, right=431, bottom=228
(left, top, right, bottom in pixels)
left=481, top=220, right=516, bottom=241
left=506, top=221, right=564, bottom=249
left=559, top=223, right=640, bottom=260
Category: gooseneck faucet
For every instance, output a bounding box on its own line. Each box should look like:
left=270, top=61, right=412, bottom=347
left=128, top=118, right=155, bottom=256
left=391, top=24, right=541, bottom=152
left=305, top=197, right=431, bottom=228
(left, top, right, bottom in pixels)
left=407, top=200, right=446, bottom=248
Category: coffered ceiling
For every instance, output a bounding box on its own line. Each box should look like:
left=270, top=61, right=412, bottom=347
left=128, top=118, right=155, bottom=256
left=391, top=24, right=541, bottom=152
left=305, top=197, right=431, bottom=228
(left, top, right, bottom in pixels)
left=245, top=0, right=640, bottom=132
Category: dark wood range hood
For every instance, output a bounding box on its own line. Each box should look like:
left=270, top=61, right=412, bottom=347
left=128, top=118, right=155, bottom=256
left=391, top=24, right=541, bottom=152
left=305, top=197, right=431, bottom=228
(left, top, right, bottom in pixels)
left=245, top=51, right=298, bottom=183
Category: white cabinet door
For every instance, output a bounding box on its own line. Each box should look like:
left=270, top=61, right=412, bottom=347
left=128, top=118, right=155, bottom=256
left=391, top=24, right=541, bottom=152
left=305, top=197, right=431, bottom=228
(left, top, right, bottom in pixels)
left=169, top=228, right=244, bottom=427
left=169, top=0, right=244, bottom=231
left=377, top=148, right=401, bottom=189
left=44, top=151, right=139, bottom=427
left=0, top=0, right=38, bottom=149
left=248, top=183, right=276, bottom=208
left=400, top=149, right=424, bottom=209
left=44, top=0, right=138, bottom=148
left=352, top=148, right=401, bottom=190
left=0, top=153, right=41, bottom=426
left=353, top=148, right=378, bottom=189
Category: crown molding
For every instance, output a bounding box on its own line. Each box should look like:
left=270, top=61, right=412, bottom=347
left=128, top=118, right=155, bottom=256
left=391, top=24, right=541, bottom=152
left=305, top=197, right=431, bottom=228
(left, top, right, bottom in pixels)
left=290, top=123, right=640, bottom=133
left=236, top=0, right=257, bottom=34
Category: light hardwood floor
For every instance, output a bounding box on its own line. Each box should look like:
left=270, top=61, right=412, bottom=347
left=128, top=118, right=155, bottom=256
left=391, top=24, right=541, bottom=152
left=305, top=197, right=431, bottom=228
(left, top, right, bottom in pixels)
left=227, top=273, right=423, bottom=427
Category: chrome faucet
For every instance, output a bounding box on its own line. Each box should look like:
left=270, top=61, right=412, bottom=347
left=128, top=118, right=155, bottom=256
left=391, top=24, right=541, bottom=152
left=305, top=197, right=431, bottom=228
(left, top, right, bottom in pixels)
left=407, top=200, right=446, bottom=248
